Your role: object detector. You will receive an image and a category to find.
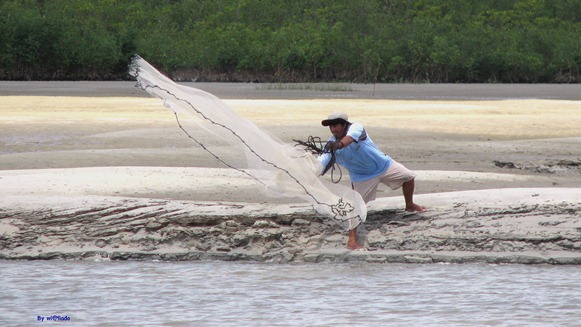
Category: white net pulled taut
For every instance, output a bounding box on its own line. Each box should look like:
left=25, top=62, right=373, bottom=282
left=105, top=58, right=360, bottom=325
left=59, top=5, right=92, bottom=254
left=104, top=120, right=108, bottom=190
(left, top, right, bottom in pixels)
left=129, top=55, right=366, bottom=230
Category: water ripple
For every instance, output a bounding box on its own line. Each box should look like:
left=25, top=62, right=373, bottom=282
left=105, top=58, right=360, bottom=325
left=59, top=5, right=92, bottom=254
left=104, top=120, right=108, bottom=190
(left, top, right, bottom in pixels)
left=1, top=261, right=580, bottom=326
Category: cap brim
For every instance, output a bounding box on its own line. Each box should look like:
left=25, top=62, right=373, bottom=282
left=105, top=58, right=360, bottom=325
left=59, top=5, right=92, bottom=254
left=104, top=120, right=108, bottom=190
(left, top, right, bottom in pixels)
left=321, top=118, right=348, bottom=126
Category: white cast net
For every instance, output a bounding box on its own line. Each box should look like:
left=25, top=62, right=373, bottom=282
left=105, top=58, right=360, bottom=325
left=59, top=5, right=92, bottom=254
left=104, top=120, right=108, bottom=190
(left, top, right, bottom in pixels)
left=128, top=55, right=366, bottom=230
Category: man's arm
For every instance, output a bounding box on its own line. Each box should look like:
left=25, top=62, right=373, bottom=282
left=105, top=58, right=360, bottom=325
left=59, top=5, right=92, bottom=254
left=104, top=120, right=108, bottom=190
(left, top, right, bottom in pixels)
left=328, top=135, right=355, bottom=151
left=317, top=152, right=333, bottom=175
left=337, top=135, right=355, bottom=149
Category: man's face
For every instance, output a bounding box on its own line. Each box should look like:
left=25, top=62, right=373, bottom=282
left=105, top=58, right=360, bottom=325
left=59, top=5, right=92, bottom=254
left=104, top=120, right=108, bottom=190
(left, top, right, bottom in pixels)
left=329, top=123, right=346, bottom=139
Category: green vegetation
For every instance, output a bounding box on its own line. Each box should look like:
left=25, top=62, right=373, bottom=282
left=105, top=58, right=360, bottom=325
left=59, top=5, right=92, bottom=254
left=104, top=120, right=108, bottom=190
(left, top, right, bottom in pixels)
left=1, top=0, right=579, bottom=82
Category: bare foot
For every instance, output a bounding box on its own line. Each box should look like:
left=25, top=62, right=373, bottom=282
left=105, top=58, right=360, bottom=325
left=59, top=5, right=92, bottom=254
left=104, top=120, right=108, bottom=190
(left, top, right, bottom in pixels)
left=347, top=241, right=364, bottom=250
left=405, top=203, right=427, bottom=212
left=347, top=228, right=363, bottom=250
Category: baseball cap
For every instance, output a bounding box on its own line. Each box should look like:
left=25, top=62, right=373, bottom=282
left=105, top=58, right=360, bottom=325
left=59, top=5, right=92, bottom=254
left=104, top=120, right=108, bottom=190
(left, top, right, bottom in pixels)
left=321, top=112, right=349, bottom=126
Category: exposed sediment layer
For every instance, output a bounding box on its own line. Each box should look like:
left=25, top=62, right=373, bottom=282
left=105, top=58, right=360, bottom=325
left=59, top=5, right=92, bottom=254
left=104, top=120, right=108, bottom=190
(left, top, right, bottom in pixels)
left=2, top=188, right=579, bottom=264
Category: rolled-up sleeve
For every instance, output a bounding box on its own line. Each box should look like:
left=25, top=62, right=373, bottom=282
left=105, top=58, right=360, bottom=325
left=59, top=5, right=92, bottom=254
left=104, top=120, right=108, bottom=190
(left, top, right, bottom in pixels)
left=317, top=153, right=332, bottom=175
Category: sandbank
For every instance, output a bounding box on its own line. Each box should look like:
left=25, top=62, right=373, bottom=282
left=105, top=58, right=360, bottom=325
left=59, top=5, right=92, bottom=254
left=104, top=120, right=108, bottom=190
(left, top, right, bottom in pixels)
left=1, top=84, right=580, bottom=263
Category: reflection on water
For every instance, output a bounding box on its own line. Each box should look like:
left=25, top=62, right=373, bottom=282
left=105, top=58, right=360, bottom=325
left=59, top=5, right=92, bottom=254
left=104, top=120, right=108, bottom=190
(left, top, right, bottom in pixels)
left=1, top=260, right=580, bottom=327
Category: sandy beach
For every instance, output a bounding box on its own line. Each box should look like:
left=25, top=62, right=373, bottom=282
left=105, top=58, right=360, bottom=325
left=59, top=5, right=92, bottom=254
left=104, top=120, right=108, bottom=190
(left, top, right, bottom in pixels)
left=1, top=82, right=580, bottom=263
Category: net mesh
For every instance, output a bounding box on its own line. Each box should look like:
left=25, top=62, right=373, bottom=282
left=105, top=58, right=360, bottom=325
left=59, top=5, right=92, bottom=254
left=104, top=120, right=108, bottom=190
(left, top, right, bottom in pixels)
left=129, top=55, right=366, bottom=230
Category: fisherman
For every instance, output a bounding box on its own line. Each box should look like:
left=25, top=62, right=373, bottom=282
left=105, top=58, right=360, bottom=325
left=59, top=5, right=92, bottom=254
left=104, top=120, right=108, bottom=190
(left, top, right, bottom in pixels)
left=318, top=112, right=426, bottom=250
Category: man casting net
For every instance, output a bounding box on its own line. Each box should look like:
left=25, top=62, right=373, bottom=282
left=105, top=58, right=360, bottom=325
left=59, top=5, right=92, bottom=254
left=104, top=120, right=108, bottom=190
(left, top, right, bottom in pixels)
left=128, top=55, right=366, bottom=231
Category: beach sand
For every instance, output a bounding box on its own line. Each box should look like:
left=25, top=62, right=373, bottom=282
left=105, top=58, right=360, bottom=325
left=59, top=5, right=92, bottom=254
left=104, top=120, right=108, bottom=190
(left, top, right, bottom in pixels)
left=1, top=83, right=580, bottom=263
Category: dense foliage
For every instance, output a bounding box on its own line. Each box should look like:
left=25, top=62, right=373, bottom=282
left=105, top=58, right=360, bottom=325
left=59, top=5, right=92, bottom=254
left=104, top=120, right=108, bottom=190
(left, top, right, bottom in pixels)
left=1, top=0, right=580, bottom=82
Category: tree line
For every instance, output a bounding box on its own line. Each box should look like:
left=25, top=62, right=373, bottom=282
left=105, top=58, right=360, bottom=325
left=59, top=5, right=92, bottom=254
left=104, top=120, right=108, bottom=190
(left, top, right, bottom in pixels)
left=0, top=0, right=580, bottom=83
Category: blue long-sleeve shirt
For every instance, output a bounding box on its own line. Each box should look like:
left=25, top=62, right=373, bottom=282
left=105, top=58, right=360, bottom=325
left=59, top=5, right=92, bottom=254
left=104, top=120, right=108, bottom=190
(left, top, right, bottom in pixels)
left=318, top=122, right=392, bottom=182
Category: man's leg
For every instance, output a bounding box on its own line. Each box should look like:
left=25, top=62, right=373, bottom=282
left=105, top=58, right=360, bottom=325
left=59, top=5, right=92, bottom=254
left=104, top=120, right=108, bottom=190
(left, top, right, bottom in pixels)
left=380, top=160, right=426, bottom=212
left=347, top=227, right=363, bottom=250
left=349, top=179, right=379, bottom=250
left=402, top=178, right=426, bottom=212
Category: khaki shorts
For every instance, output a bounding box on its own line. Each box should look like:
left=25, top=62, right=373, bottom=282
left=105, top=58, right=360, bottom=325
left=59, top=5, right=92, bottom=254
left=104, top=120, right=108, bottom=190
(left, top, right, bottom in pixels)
left=352, top=160, right=416, bottom=203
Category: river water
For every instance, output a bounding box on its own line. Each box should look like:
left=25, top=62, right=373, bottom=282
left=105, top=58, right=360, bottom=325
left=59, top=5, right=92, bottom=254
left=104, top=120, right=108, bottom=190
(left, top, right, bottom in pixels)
left=2, top=260, right=580, bottom=327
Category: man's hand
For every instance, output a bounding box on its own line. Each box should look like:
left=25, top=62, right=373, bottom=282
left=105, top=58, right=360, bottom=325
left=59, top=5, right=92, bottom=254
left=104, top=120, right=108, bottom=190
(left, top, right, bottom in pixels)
left=324, top=140, right=343, bottom=152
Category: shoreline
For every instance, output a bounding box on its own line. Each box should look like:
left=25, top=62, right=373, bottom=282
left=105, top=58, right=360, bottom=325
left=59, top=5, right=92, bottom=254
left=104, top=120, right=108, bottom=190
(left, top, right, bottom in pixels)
left=2, top=185, right=580, bottom=264
left=1, top=166, right=580, bottom=264
left=1, top=81, right=580, bottom=100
